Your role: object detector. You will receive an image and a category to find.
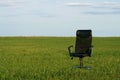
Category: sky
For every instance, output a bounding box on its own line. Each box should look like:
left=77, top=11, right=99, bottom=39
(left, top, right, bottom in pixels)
left=0, top=0, right=120, bottom=37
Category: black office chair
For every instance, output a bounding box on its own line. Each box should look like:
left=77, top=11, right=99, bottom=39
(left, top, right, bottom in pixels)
left=68, top=30, right=93, bottom=68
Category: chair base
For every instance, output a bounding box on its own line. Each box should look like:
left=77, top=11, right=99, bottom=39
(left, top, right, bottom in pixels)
left=72, top=65, right=91, bottom=69
left=72, top=57, right=91, bottom=69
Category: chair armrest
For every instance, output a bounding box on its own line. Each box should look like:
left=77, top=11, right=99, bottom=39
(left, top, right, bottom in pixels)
left=88, top=45, right=93, bottom=57
left=68, top=45, right=74, bottom=59
left=89, top=45, right=93, bottom=49
left=68, top=45, right=73, bottom=56
left=91, top=45, right=93, bottom=48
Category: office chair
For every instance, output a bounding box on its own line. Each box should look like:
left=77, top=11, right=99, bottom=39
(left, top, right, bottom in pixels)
left=68, top=30, right=93, bottom=68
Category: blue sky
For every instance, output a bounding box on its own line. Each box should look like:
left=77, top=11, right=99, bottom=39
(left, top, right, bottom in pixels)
left=0, top=0, right=120, bottom=36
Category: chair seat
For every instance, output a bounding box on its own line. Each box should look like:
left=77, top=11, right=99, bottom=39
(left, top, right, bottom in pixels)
left=70, top=52, right=91, bottom=57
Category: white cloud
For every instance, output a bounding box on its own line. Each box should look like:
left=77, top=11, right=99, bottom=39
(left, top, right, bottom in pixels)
left=65, top=2, right=120, bottom=15
left=0, top=0, right=55, bottom=18
left=66, top=2, right=93, bottom=7
left=0, top=0, right=26, bottom=7
left=84, top=11, right=120, bottom=15
left=66, top=2, right=120, bottom=8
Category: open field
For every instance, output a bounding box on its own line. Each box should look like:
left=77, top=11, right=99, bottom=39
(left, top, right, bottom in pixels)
left=0, top=37, right=120, bottom=80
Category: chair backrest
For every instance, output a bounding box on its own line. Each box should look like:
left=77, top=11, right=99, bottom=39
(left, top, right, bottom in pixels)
left=75, top=30, right=92, bottom=56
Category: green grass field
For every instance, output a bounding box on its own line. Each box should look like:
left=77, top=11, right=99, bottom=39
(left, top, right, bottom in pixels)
left=0, top=37, right=120, bottom=80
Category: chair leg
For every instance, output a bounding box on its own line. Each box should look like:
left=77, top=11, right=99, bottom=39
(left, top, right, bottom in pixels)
left=79, top=57, right=83, bottom=68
